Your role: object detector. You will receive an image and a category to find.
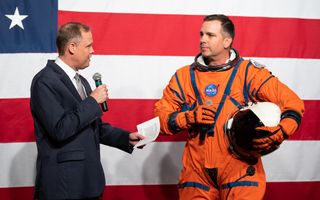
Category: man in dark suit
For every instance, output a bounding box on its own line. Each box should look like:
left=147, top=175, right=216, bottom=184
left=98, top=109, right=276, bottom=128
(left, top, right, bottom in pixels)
left=30, top=22, right=144, bottom=200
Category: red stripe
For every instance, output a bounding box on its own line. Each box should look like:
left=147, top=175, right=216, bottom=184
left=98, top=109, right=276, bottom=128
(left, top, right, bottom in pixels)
left=58, top=12, right=320, bottom=58
left=1, top=182, right=320, bottom=199
left=0, top=98, right=35, bottom=142
left=264, top=181, right=320, bottom=200
left=0, top=98, right=317, bottom=142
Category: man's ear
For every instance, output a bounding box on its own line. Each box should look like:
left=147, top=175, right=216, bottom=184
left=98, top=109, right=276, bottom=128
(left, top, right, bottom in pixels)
left=224, top=37, right=232, bottom=49
left=68, top=42, right=77, bottom=55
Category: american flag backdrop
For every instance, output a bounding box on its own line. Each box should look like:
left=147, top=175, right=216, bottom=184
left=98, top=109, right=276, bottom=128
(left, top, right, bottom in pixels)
left=1, top=0, right=320, bottom=199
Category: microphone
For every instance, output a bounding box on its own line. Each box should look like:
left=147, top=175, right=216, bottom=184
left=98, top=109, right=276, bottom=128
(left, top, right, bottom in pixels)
left=225, top=166, right=255, bottom=200
left=92, top=73, right=108, bottom=112
left=246, top=166, right=255, bottom=176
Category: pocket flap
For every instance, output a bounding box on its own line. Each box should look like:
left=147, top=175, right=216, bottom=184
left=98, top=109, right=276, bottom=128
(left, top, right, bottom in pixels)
left=57, top=150, right=85, bottom=163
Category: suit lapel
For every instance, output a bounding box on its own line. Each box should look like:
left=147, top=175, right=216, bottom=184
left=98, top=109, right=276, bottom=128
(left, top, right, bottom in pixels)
left=47, top=60, right=82, bottom=101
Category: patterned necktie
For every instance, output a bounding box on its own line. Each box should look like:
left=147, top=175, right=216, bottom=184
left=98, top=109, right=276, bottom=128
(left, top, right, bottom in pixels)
left=74, top=73, right=86, bottom=100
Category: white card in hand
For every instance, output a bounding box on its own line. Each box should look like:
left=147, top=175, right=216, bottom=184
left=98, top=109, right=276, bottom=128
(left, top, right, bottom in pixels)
left=134, top=116, right=160, bottom=148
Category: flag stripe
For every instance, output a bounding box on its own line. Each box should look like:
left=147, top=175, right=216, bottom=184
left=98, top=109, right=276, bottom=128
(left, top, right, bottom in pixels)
left=1, top=182, right=320, bottom=200
left=0, top=99, right=318, bottom=143
left=1, top=54, right=320, bottom=99
left=58, top=0, right=320, bottom=20
left=58, top=11, right=320, bottom=58
left=0, top=141, right=319, bottom=188
left=1, top=0, right=319, bottom=199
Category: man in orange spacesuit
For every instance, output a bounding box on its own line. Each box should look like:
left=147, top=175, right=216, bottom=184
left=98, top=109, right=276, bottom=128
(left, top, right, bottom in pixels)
left=154, top=14, right=304, bottom=199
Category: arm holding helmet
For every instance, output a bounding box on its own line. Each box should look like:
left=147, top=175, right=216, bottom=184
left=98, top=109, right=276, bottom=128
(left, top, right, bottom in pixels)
left=246, top=66, right=304, bottom=152
left=252, top=115, right=300, bottom=152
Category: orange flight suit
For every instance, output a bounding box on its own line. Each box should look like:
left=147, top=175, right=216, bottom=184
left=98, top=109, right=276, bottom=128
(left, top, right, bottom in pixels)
left=154, top=50, right=304, bottom=200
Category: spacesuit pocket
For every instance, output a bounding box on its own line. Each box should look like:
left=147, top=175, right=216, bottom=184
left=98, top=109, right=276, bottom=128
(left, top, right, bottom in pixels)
left=57, top=150, right=85, bottom=163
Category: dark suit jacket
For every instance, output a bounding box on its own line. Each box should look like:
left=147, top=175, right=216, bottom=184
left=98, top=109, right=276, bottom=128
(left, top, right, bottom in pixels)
left=30, top=60, right=133, bottom=200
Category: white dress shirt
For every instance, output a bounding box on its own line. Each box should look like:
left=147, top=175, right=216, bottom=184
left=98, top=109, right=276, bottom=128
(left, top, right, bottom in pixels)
left=55, top=57, right=87, bottom=96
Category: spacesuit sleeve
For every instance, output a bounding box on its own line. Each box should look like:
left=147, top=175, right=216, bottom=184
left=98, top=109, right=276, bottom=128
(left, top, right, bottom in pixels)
left=154, top=72, right=187, bottom=135
left=246, top=65, right=305, bottom=132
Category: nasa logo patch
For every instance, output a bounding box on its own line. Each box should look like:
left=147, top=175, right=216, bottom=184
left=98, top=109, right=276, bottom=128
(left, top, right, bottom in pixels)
left=205, top=84, right=218, bottom=97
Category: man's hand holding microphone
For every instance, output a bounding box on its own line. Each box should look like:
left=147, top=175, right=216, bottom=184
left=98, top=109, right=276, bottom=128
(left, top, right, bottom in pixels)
left=90, top=83, right=108, bottom=108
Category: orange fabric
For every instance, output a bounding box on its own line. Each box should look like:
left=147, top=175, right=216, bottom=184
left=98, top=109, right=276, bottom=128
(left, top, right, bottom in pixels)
left=154, top=58, right=304, bottom=199
left=253, top=126, right=284, bottom=152
left=279, top=117, right=299, bottom=136
left=179, top=158, right=267, bottom=200
left=177, top=104, right=216, bottom=127
left=253, top=117, right=299, bottom=152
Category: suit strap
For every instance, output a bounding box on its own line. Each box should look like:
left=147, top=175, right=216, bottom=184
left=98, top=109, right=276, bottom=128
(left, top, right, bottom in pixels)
left=207, top=58, right=244, bottom=136
left=189, top=64, right=203, bottom=105
left=174, top=72, right=186, bottom=102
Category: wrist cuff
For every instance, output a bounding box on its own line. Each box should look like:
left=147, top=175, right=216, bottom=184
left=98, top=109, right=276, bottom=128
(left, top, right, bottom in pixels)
left=281, top=110, right=302, bottom=126
left=280, top=117, right=298, bottom=137
left=168, top=111, right=189, bottom=133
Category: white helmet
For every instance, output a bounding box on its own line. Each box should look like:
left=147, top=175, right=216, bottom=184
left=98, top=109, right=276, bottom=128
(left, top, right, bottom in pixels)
left=225, top=102, right=281, bottom=164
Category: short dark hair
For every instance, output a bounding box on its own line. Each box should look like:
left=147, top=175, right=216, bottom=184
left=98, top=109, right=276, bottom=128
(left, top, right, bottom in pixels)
left=203, top=14, right=235, bottom=41
left=56, top=22, right=91, bottom=55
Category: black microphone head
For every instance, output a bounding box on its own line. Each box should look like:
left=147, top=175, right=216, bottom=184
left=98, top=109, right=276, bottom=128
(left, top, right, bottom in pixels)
left=246, top=166, right=255, bottom=176
left=92, top=72, right=102, bottom=81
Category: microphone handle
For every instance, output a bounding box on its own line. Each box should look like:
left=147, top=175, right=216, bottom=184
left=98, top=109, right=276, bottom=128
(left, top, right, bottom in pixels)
left=95, top=79, right=108, bottom=112
left=101, top=101, right=108, bottom=112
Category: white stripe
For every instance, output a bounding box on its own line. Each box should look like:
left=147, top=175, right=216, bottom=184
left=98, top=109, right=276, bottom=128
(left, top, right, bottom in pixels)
left=0, top=143, right=37, bottom=187
left=58, top=0, right=320, bottom=19
left=262, top=141, right=320, bottom=182
left=0, top=53, right=57, bottom=98
left=0, top=54, right=319, bottom=99
left=0, top=141, right=319, bottom=187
